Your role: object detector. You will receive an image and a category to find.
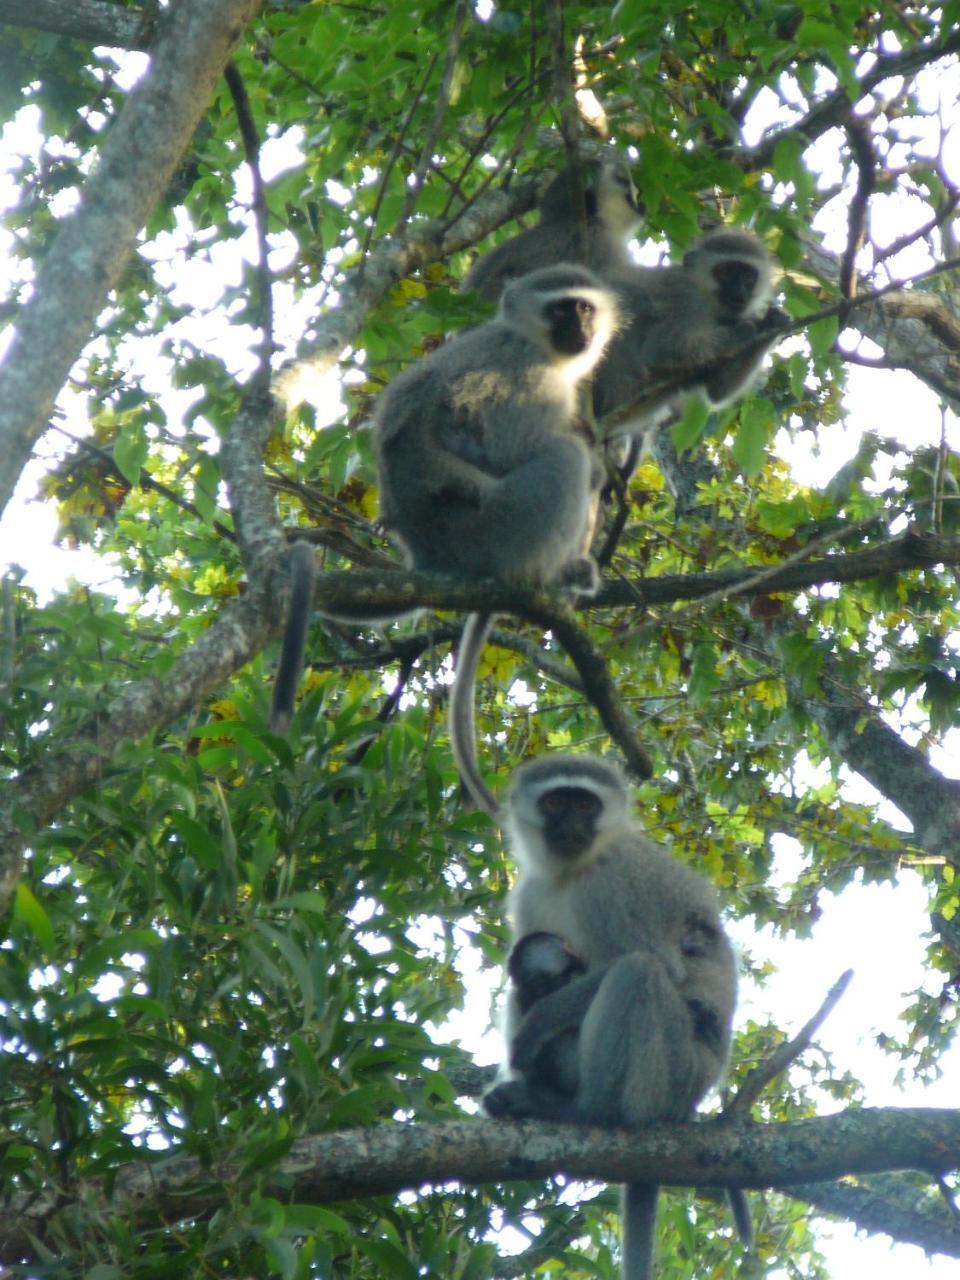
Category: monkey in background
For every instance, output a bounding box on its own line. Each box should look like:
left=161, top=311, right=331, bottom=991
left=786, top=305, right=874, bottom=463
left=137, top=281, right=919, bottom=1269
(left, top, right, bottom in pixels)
left=484, top=754, right=739, bottom=1280
left=594, top=227, right=786, bottom=440
left=464, top=160, right=641, bottom=303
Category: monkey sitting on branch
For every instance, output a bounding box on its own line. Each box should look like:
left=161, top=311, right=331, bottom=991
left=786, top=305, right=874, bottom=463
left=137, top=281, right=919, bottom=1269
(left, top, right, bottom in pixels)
left=271, top=265, right=620, bottom=813
left=484, top=753, right=741, bottom=1280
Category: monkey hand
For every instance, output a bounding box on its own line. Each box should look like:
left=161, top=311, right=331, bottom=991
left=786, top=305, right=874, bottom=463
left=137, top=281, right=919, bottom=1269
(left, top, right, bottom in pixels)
left=759, top=304, right=789, bottom=332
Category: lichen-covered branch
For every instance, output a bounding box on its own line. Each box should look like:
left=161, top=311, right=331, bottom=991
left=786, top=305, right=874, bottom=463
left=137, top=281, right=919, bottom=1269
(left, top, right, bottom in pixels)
left=786, top=1174, right=960, bottom=1259
left=0, top=0, right=264, bottom=513
left=3, top=1109, right=959, bottom=1263
left=0, top=0, right=153, bottom=47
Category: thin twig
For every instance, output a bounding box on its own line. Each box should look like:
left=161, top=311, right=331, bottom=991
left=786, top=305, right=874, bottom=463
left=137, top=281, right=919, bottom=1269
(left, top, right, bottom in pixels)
left=400, top=0, right=469, bottom=224
left=224, top=62, right=274, bottom=385
left=725, top=969, right=854, bottom=1117
left=48, top=423, right=236, bottom=543
left=358, top=52, right=440, bottom=273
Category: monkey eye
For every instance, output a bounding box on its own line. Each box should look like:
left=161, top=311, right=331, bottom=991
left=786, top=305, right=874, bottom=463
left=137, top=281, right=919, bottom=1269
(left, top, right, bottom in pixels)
left=575, top=298, right=595, bottom=318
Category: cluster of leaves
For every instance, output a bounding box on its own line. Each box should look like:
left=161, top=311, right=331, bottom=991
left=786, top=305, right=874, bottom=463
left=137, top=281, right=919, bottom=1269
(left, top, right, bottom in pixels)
left=2, top=0, right=960, bottom=1276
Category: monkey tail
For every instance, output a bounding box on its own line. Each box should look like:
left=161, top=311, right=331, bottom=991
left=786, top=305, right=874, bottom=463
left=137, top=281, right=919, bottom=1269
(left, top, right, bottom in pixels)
left=270, top=541, right=317, bottom=733
left=621, top=1182, right=658, bottom=1280
left=727, top=1188, right=753, bottom=1249
left=449, top=612, right=499, bottom=817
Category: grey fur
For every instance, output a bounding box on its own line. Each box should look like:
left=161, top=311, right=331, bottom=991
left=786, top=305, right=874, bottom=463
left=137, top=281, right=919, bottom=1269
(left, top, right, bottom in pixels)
left=375, top=266, right=619, bottom=815
left=465, top=161, right=641, bottom=303
left=594, top=227, right=784, bottom=440
left=484, top=754, right=739, bottom=1280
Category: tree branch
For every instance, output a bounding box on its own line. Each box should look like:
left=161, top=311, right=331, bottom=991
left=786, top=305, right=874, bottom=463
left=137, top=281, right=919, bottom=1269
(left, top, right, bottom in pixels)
left=786, top=1174, right=960, bottom=1258
left=748, top=32, right=960, bottom=170
left=4, top=1109, right=960, bottom=1262
left=0, top=0, right=153, bottom=47
left=0, top=0, right=264, bottom=513
left=726, top=970, right=854, bottom=1117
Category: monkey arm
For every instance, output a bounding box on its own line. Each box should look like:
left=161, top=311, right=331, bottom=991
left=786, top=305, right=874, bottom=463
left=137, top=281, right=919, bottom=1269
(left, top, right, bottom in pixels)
left=509, top=968, right=607, bottom=1072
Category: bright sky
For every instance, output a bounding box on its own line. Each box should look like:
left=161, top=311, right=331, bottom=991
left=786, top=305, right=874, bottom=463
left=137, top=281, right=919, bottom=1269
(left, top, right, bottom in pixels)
left=1, top=52, right=959, bottom=1280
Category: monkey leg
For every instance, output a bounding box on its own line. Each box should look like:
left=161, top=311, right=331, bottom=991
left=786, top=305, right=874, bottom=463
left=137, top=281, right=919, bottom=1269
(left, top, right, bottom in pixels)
left=430, top=435, right=596, bottom=584
left=576, top=950, right=710, bottom=1127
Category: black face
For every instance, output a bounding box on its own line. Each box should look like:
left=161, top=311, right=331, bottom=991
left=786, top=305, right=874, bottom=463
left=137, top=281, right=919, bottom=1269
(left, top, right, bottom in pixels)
left=538, top=784, right=603, bottom=857
left=712, top=258, right=759, bottom=317
left=544, top=296, right=595, bottom=356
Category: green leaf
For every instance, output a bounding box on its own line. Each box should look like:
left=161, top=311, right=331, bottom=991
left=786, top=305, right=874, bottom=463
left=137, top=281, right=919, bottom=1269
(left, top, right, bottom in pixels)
left=808, top=314, right=839, bottom=359
left=671, top=396, right=711, bottom=453
left=732, top=399, right=774, bottom=476
left=14, top=883, right=55, bottom=954
left=112, top=421, right=149, bottom=485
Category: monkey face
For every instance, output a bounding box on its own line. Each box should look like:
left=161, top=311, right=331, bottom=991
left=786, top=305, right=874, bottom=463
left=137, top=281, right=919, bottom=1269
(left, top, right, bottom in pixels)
left=712, top=258, right=761, bottom=317
left=543, top=296, right=597, bottom=356
left=537, top=784, right=603, bottom=857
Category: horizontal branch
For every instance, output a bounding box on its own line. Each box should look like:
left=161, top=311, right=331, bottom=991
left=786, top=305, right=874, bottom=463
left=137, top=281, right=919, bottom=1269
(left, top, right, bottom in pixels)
left=787, top=1176, right=960, bottom=1259
left=0, top=0, right=152, bottom=47
left=4, top=1109, right=959, bottom=1262
left=309, top=527, right=960, bottom=617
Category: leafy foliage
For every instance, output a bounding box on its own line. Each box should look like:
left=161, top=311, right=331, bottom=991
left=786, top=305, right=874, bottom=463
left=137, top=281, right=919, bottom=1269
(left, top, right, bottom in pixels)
left=1, top=0, right=960, bottom=1276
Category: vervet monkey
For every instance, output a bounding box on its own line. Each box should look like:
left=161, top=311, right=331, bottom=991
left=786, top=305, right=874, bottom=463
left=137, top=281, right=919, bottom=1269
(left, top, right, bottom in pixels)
left=465, top=161, right=641, bottom=303
left=375, top=265, right=620, bottom=813
left=484, top=754, right=739, bottom=1280
left=269, top=266, right=619, bottom=741
left=594, top=228, right=785, bottom=440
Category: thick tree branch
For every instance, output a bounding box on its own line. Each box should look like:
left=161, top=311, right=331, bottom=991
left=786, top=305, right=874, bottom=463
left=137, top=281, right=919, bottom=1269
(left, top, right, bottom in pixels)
left=0, top=0, right=263, bottom=513
left=3, top=1109, right=959, bottom=1262
left=307, top=528, right=960, bottom=616
left=764, top=617, right=960, bottom=863
left=787, top=1174, right=960, bottom=1258
left=802, top=238, right=960, bottom=410
left=273, top=171, right=554, bottom=408
left=0, top=592, right=273, bottom=912
left=0, top=0, right=153, bottom=47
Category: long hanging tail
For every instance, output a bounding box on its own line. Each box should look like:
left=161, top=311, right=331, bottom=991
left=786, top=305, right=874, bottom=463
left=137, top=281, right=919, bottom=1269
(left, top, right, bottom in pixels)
left=727, top=1188, right=753, bottom=1249
left=448, top=612, right=499, bottom=817
left=621, top=1182, right=658, bottom=1280
left=271, top=541, right=316, bottom=732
